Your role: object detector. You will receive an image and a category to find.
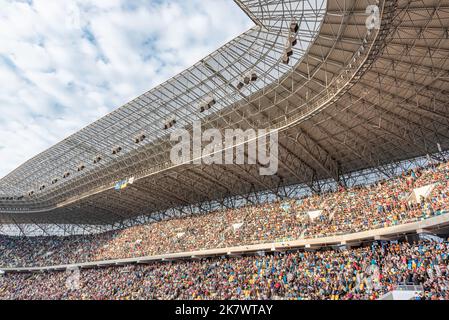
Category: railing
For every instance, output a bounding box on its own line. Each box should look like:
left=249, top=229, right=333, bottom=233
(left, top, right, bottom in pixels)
left=394, top=284, right=424, bottom=292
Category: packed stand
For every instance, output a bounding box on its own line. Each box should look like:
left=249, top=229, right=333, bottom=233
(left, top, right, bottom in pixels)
left=1, top=240, right=448, bottom=300
left=1, top=161, right=448, bottom=268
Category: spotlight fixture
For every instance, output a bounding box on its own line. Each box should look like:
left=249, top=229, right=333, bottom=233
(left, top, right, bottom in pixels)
left=52, top=178, right=58, bottom=185
left=77, top=164, right=86, bottom=172
left=39, top=185, right=46, bottom=191
left=93, top=156, right=102, bottom=164
left=236, top=79, right=245, bottom=90
left=237, top=71, right=258, bottom=90
left=164, top=118, right=177, bottom=130
left=243, top=74, right=251, bottom=85
left=63, top=172, right=71, bottom=179
left=199, top=96, right=216, bottom=113
left=134, top=134, right=146, bottom=144
left=290, top=21, right=299, bottom=34
left=28, top=191, right=35, bottom=196
left=205, top=95, right=216, bottom=108
left=282, top=53, right=290, bottom=65
left=245, top=71, right=258, bottom=84
left=112, top=146, right=122, bottom=155
left=251, top=71, right=258, bottom=82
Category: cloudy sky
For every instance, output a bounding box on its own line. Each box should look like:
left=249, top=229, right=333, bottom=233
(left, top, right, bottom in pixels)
left=0, top=0, right=252, bottom=179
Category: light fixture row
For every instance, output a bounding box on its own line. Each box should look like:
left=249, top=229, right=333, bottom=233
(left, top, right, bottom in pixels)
left=282, top=21, right=299, bottom=65
left=25, top=92, right=227, bottom=197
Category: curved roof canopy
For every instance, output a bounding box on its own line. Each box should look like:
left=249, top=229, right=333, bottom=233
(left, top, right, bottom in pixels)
left=1, top=0, right=326, bottom=201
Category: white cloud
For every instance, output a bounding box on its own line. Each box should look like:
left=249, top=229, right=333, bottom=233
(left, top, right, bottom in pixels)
left=0, top=0, right=253, bottom=179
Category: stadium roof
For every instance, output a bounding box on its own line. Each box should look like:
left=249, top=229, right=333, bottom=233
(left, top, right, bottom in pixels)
left=1, top=0, right=449, bottom=235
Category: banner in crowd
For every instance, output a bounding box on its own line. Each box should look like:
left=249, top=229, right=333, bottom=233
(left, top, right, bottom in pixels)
left=114, top=176, right=136, bottom=191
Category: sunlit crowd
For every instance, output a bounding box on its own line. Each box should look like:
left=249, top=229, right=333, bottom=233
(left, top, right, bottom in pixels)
left=1, top=240, right=448, bottom=300
left=1, top=161, right=448, bottom=268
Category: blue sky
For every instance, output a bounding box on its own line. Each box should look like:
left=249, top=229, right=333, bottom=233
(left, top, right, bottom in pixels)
left=0, top=0, right=252, bottom=178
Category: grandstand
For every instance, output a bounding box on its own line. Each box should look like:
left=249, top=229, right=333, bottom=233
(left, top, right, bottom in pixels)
left=1, top=0, right=449, bottom=301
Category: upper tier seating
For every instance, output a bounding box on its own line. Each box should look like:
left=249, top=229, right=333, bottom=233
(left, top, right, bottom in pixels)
left=1, top=161, right=448, bottom=268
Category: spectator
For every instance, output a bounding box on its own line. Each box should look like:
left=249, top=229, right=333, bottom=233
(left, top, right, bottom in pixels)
left=1, top=240, right=448, bottom=300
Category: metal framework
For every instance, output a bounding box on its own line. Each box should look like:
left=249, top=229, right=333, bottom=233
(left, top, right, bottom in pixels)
left=1, top=0, right=449, bottom=236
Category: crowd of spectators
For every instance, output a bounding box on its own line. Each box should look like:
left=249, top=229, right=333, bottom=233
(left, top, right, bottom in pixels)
left=1, top=160, right=448, bottom=268
left=1, top=240, right=448, bottom=300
